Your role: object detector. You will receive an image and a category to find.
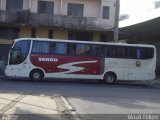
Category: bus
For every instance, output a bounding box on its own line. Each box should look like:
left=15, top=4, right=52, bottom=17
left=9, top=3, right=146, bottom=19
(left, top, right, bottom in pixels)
left=5, top=38, right=156, bottom=84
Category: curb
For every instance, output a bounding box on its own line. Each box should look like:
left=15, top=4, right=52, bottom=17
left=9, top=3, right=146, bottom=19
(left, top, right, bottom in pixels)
left=144, top=79, right=160, bottom=84
left=61, top=96, right=82, bottom=120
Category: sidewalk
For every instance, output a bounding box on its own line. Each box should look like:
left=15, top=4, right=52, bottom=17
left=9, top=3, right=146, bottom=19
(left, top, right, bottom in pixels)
left=0, top=93, right=77, bottom=120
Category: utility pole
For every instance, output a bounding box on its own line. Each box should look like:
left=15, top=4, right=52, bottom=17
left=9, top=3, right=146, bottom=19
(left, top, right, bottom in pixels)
left=114, top=0, right=120, bottom=42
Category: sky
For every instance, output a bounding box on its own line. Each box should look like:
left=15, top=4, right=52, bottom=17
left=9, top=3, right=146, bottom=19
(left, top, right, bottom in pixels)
left=120, top=0, right=156, bottom=19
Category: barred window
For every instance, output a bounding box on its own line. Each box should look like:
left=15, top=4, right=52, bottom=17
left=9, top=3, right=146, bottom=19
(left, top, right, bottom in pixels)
left=6, top=0, right=23, bottom=12
left=38, top=1, right=54, bottom=14
left=67, top=3, right=84, bottom=17
left=102, top=6, right=110, bottom=19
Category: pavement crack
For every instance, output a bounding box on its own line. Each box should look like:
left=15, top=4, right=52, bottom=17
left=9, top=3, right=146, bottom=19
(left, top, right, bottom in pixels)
left=0, top=94, right=26, bottom=117
left=54, top=95, right=81, bottom=120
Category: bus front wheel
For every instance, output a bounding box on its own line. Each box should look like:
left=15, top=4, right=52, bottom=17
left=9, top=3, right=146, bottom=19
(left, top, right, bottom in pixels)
left=103, top=72, right=116, bottom=84
left=30, top=69, right=44, bottom=81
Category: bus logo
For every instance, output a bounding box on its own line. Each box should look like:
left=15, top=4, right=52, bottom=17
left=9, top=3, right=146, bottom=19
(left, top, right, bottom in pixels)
left=136, top=61, right=141, bottom=67
left=38, top=57, right=58, bottom=62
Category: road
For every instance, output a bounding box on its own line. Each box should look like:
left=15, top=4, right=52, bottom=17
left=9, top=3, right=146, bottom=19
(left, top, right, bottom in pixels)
left=0, top=77, right=160, bottom=120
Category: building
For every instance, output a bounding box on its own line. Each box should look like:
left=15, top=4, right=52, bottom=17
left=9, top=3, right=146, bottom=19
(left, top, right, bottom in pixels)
left=0, top=0, right=118, bottom=58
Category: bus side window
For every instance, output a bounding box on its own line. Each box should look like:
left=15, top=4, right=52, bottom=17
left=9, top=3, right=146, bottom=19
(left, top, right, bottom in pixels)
left=32, top=41, right=50, bottom=54
left=145, top=48, right=154, bottom=59
left=110, top=46, right=119, bottom=58
left=101, top=46, right=108, bottom=57
left=66, top=43, right=76, bottom=55
left=120, top=47, right=128, bottom=58
left=140, top=48, right=146, bottom=59
left=56, top=42, right=67, bottom=55
left=129, top=47, right=137, bottom=59
left=136, top=48, right=141, bottom=59
left=141, top=47, right=154, bottom=59
left=109, top=46, right=114, bottom=58
left=50, top=42, right=56, bottom=54
left=90, top=45, right=102, bottom=56
left=76, top=44, right=90, bottom=56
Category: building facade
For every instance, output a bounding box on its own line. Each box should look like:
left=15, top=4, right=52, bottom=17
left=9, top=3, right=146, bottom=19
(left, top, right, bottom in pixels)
left=0, top=0, right=117, bottom=58
left=0, top=0, right=117, bottom=42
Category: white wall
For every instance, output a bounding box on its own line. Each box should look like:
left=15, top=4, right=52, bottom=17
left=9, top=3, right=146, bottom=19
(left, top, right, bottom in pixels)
left=1, top=0, right=6, bottom=10
left=23, top=0, right=29, bottom=10
left=102, top=0, right=116, bottom=26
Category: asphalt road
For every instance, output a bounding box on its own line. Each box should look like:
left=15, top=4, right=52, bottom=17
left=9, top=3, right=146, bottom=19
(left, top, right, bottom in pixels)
left=0, top=77, right=160, bottom=120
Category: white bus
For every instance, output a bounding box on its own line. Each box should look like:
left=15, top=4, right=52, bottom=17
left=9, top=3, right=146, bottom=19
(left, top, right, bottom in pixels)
left=5, top=38, right=156, bottom=84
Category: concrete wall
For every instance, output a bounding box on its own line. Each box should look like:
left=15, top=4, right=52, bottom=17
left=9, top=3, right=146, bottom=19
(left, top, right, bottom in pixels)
left=1, top=0, right=6, bottom=10
left=23, top=0, right=29, bottom=10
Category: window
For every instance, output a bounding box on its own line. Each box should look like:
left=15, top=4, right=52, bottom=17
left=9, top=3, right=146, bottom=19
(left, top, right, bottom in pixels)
left=119, top=47, right=128, bottom=58
left=0, top=27, right=19, bottom=39
left=50, top=42, right=67, bottom=55
left=145, top=48, right=154, bottom=59
left=67, top=3, right=84, bottom=17
left=76, top=44, right=90, bottom=56
left=55, top=42, right=67, bottom=54
left=108, top=46, right=128, bottom=58
left=32, top=41, right=50, bottom=54
left=129, top=47, right=137, bottom=59
left=102, top=46, right=109, bottom=57
left=6, top=0, right=23, bottom=12
left=102, top=6, right=110, bottom=19
left=128, top=47, right=154, bottom=59
left=50, top=42, right=56, bottom=53
left=38, top=1, right=54, bottom=14
left=9, top=40, right=31, bottom=65
left=90, top=45, right=103, bottom=56
left=67, top=43, right=76, bottom=55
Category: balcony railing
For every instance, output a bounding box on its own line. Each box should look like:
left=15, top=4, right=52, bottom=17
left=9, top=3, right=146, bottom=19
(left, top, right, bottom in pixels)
left=0, top=11, right=114, bottom=31
left=0, top=10, right=17, bottom=23
left=0, top=10, right=29, bottom=24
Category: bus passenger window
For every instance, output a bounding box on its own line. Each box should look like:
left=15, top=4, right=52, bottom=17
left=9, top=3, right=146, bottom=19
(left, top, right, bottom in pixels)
left=50, top=42, right=56, bottom=54
left=90, top=45, right=102, bottom=56
left=145, top=48, right=154, bottom=59
left=109, top=46, right=118, bottom=58
left=76, top=44, right=90, bottom=56
left=32, top=41, right=50, bottom=54
left=129, top=47, right=136, bottom=59
left=120, top=47, right=127, bottom=58
left=56, top=43, right=67, bottom=54
left=136, top=48, right=141, bottom=59
left=67, top=43, right=76, bottom=55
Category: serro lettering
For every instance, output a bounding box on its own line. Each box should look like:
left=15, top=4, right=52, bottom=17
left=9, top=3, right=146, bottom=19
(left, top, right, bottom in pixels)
left=38, top=57, right=58, bottom=62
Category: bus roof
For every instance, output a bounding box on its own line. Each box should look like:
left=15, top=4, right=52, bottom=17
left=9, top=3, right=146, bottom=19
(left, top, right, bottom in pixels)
left=14, top=38, right=155, bottom=48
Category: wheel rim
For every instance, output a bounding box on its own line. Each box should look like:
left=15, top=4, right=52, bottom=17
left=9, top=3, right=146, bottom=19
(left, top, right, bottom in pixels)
left=105, top=75, right=114, bottom=83
left=33, top=73, right=40, bottom=80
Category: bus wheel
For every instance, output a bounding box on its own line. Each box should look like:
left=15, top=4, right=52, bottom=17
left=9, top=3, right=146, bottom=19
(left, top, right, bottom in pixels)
left=103, top=72, right=116, bottom=84
left=30, top=70, right=44, bottom=82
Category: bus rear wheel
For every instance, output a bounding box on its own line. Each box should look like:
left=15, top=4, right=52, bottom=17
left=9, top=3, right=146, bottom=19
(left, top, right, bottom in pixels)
left=30, top=69, right=44, bottom=81
left=103, top=72, right=116, bottom=84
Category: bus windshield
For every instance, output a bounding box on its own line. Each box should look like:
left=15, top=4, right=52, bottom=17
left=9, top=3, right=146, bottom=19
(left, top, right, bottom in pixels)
left=9, top=40, right=31, bottom=65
